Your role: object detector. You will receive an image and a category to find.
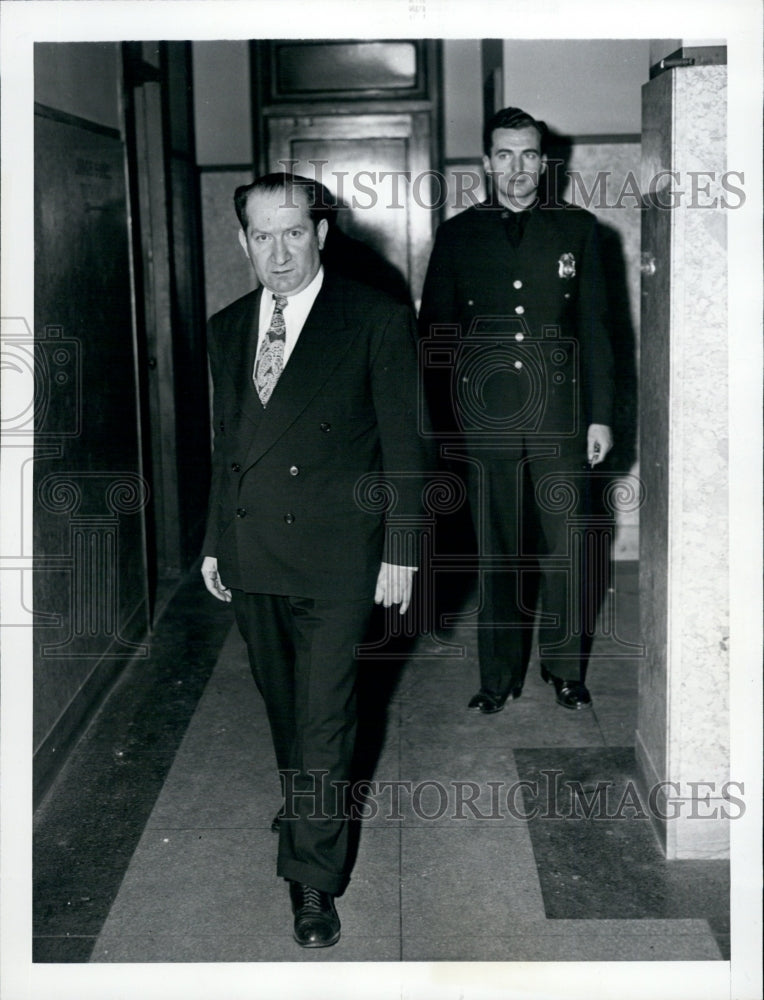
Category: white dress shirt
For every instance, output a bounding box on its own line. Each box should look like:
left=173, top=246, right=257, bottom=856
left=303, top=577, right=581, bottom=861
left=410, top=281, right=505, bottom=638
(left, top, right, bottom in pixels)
left=255, top=266, right=325, bottom=369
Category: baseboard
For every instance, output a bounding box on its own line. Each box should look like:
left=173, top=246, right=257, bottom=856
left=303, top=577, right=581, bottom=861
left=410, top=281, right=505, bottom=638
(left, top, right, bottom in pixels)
left=634, top=727, right=667, bottom=854
left=33, top=598, right=148, bottom=810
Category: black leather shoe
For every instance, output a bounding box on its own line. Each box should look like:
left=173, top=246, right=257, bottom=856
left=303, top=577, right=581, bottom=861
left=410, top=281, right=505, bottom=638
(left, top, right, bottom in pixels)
left=270, top=813, right=281, bottom=833
left=289, top=881, right=340, bottom=948
left=541, top=665, right=592, bottom=709
left=467, top=686, right=522, bottom=714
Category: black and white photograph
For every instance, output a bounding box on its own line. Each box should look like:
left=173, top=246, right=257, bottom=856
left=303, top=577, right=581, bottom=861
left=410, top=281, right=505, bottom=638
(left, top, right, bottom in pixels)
left=1, top=1, right=761, bottom=998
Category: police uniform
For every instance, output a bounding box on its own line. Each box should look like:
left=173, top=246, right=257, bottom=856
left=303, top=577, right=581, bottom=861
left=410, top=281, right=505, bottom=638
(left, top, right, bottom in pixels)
left=419, top=198, right=614, bottom=695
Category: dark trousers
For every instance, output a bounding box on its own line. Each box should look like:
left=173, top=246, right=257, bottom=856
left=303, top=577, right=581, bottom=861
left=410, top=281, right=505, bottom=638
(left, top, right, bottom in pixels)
left=232, top=590, right=373, bottom=896
left=465, top=445, right=593, bottom=692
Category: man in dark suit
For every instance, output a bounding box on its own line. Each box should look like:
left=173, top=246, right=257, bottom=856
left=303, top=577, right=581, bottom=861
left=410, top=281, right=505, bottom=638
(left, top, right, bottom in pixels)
left=419, top=107, right=614, bottom=713
left=201, top=173, right=430, bottom=948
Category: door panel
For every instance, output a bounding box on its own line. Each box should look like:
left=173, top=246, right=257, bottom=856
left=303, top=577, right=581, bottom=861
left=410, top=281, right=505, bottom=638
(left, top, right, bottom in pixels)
left=33, top=111, right=149, bottom=723
left=268, top=113, right=434, bottom=306
left=290, top=136, right=410, bottom=279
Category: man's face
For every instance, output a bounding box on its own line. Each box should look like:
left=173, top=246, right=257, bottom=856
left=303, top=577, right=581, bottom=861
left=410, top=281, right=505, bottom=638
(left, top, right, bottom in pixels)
left=483, top=125, right=547, bottom=209
left=238, top=187, right=328, bottom=295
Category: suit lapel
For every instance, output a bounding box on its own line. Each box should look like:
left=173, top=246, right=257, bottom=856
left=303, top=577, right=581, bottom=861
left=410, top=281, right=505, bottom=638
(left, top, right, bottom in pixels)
left=232, top=287, right=265, bottom=429
left=242, top=272, right=357, bottom=469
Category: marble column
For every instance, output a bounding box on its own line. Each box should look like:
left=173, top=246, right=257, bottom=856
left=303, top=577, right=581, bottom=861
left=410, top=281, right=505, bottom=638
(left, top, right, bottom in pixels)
left=637, top=63, right=730, bottom=859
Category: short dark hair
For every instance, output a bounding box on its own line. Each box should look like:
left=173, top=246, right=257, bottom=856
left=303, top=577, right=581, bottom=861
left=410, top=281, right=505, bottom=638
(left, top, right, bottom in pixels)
left=233, top=172, right=336, bottom=232
left=482, top=107, right=546, bottom=156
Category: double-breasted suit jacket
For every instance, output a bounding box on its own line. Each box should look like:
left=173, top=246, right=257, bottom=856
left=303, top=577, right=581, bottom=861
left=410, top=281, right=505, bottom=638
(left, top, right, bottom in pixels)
left=203, top=271, right=430, bottom=600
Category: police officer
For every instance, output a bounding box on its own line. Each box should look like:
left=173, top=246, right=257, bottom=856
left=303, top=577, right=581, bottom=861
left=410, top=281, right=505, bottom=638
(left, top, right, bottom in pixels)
left=419, top=107, right=614, bottom=712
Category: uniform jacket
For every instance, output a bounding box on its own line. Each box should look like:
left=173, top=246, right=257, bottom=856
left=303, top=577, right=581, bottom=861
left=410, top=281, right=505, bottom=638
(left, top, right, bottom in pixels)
left=203, top=271, right=431, bottom=600
left=418, top=200, right=614, bottom=447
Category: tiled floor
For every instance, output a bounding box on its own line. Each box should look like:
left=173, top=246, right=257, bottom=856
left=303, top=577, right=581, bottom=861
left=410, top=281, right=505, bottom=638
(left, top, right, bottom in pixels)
left=33, top=561, right=729, bottom=965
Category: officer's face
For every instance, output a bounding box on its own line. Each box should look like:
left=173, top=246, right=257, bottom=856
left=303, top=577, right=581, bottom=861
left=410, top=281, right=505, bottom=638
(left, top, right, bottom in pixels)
left=483, top=126, right=547, bottom=209
left=238, top=187, right=328, bottom=295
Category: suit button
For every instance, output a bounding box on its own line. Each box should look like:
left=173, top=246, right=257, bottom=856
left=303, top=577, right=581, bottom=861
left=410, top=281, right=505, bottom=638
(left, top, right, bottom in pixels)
left=231, top=463, right=241, bottom=472
left=514, top=305, right=525, bottom=315
left=467, top=299, right=474, bottom=306
left=289, top=465, right=299, bottom=476
left=320, top=422, right=331, bottom=433
left=236, top=508, right=247, bottom=518
left=284, top=513, right=295, bottom=524
left=515, top=333, right=524, bottom=342
left=514, top=361, right=523, bottom=370
left=513, top=280, right=523, bottom=289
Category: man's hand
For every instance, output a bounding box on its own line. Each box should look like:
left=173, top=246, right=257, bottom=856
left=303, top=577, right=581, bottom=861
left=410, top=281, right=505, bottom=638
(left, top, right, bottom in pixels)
left=587, top=424, right=613, bottom=467
left=201, top=556, right=232, bottom=602
left=374, top=562, right=417, bottom=615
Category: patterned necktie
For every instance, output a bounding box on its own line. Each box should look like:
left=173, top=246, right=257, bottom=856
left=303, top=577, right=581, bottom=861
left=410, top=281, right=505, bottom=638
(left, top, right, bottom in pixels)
left=254, top=294, right=288, bottom=406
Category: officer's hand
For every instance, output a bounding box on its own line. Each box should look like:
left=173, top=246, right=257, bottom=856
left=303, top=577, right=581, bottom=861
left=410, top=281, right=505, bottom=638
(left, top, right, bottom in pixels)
left=375, top=562, right=417, bottom=615
left=201, top=556, right=232, bottom=602
left=587, top=424, right=613, bottom=466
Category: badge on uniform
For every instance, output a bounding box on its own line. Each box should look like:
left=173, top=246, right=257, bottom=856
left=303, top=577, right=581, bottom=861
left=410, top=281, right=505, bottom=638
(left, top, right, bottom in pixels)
left=558, top=252, right=576, bottom=279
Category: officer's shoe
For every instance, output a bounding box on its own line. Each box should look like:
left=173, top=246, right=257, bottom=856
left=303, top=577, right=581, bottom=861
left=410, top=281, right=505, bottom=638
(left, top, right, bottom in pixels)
left=541, top=665, right=592, bottom=710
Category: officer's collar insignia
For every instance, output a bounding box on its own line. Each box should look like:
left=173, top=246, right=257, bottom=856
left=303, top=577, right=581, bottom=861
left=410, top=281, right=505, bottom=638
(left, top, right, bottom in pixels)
left=558, top=253, right=576, bottom=279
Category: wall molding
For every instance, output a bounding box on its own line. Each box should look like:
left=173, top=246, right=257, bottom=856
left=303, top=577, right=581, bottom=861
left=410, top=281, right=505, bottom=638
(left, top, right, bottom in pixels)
left=199, top=164, right=256, bottom=173
left=34, top=102, right=122, bottom=140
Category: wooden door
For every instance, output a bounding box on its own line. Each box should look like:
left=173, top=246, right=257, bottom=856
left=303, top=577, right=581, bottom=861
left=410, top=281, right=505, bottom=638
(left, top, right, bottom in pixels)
left=268, top=112, right=433, bottom=304
left=253, top=39, right=441, bottom=307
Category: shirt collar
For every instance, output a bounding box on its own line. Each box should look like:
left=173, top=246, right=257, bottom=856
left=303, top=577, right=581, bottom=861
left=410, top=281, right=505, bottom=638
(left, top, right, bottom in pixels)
left=264, top=265, right=324, bottom=307
left=483, top=194, right=539, bottom=214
